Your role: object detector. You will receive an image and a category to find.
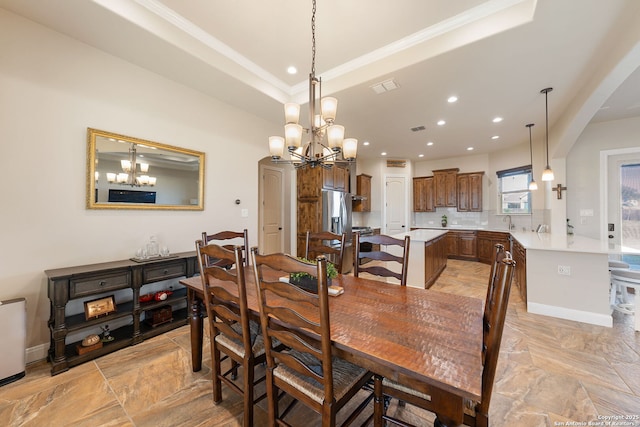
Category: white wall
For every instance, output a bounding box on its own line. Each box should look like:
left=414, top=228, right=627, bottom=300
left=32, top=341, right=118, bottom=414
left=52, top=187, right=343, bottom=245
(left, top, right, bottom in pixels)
left=0, top=10, right=279, bottom=359
left=567, top=116, right=640, bottom=239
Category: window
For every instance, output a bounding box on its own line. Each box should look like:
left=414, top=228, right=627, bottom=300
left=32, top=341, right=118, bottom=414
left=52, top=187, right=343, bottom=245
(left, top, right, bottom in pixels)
left=497, top=166, right=532, bottom=214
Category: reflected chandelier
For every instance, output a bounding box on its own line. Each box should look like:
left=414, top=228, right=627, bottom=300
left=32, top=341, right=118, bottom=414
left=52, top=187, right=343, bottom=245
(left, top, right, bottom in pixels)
left=268, top=0, right=357, bottom=169
left=106, top=143, right=157, bottom=187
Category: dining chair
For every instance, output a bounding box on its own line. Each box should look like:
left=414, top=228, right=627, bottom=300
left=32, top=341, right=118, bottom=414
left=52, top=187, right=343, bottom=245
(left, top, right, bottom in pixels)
left=354, top=233, right=410, bottom=286
left=195, top=240, right=265, bottom=427
left=251, top=247, right=374, bottom=427
left=305, top=230, right=346, bottom=274
left=373, top=255, right=517, bottom=427
left=202, top=229, right=249, bottom=268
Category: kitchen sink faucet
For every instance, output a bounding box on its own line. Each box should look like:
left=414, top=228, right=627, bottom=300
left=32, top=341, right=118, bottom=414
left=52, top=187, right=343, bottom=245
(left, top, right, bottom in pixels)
left=503, top=215, right=514, bottom=230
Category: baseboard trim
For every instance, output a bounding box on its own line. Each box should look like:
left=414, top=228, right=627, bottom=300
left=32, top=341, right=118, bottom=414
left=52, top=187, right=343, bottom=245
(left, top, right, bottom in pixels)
left=527, top=302, right=613, bottom=327
left=26, top=343, right=49, bottom=365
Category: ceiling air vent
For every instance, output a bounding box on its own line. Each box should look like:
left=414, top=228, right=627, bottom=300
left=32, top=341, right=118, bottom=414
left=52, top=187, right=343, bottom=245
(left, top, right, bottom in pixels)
left=411, top=125, right=426, bottom=132
left=370, top=78, right=399, bottom=94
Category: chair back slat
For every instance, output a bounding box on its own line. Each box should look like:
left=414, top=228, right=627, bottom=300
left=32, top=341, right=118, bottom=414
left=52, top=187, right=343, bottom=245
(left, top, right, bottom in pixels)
left=305, top=230, right=346, bottom=273
left=354, top=233, right=410, bottom=286
left=202, top=229, right=249, bottom=267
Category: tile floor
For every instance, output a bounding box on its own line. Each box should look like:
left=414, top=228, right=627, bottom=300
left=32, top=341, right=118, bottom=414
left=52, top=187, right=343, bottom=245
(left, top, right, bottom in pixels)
left=2, top=259, right=640, bottom=426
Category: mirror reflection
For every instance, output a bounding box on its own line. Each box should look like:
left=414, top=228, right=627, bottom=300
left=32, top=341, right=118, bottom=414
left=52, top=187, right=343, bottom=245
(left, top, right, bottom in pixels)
left=87, top=128, right=205, bottom=210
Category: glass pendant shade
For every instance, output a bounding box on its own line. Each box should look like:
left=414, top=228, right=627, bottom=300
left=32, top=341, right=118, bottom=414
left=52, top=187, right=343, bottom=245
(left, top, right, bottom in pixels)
left=327, top=125, right=344, bottom=150
left=120, top=159, right=132, bottom=172
left=320, top=97, right=337, bottom=122
left=284, top=103, right=300, bottom=124
left=284, top=123, right=303, bottom=149
left=342, top=138, right=358, bottom=160
left=107, top=172, right=116, bottom=183
left=140, top=163, right=149, bottom=173
left=542, top=166, right=554, bottom=181
left=269, top=136, right=285, bottom=158
left=529, top=180, right=538, bottom=190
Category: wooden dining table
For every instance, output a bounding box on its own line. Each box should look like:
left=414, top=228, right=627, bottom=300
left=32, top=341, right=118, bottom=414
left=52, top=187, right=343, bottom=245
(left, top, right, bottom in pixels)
left=179, top=268, right=483, bottom=427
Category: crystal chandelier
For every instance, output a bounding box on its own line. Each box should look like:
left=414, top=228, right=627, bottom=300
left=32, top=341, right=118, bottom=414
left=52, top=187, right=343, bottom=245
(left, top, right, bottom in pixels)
left=106, top=143, right=157, bottom=187
left=268, top=0, right=357, bottom=169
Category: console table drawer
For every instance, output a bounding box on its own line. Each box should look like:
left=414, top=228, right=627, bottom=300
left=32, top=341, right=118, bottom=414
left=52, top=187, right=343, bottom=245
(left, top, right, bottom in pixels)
left=143, top=262, right=187, bottom=283
left=70, top=271, right=131, bottom=298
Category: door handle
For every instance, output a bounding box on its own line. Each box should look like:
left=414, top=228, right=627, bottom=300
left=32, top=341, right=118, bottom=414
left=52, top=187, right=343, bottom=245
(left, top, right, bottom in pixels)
left=401, top=225, right=405, bottom=228
left=278, top=227, right=283, bottom=230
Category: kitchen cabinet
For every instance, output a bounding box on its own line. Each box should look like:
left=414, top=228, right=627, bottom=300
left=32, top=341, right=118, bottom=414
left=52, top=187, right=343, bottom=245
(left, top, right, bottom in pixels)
left=445, top=230, right=477, bottom=260
left=45, top=252, right=197, bottom=375
left=323, top=165, right=349, bottom=191
left=353, top=174, right=371, bottom=212
left=413, top=176, right=435, bottom=212
left=433, top=168, right=458, bottom=207
left=477, top=231, right=511, bottom=264
left=457, top=172, right=484, bottom=212
left=510, top=237, right=527, bottom=302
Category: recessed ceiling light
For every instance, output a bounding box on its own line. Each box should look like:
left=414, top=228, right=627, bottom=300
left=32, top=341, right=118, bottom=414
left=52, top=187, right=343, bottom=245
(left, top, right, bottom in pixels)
left=467, top=147, right=474, bottom=151
left=492, top=135, right=500, bottom=140
left=363, top=141, right=370, bottom=146
left=418, top=154, right=424, bottom=158
left=427, top=141, right=434, bottom=146
left=287, top=66, right=297, bottom=74
left=492, top=117, right=503, bottom=123
left=381, top=152, right=387, bottom=156
left=447, top=96, right=458, bottom=103
left=437, top=120, right=446, bottom=126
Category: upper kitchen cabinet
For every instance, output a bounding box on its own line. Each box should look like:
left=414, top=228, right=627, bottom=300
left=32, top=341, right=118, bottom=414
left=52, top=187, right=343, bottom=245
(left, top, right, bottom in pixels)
left=353, top=174, right=371, bottom=212
left=323, top=165, right=349, bottom=192
left=457, top=171, right=484, bottom=212
left=433, top=168, right=458, bottom=207
left=413, top=176, right=435, bottom=212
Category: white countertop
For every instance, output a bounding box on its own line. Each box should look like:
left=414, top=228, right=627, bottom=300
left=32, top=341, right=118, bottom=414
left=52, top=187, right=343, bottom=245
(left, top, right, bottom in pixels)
left=510, top=231, right=640, bottom=255
left=414, top=225, right=512, bottom=232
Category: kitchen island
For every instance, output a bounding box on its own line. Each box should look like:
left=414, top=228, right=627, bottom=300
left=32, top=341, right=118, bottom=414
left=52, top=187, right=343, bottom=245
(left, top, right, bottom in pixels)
left=509, top=231, right=638, bottom=327
left=389, top=229, right=449, bottom=288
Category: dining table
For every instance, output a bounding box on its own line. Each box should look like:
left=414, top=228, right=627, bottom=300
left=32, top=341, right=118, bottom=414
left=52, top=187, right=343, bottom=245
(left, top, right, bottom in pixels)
left=179, top=267, right=483, bottom=427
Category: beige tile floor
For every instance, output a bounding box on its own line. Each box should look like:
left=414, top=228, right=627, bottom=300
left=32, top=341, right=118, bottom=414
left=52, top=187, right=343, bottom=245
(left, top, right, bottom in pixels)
left=2, top=259, right=640, bottom=426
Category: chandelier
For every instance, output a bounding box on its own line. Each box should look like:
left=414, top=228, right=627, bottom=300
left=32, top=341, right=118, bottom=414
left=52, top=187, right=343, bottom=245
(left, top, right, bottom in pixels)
left=268, top=0, right=357, bottom=169
left=106, top=143, right=157, bottom=187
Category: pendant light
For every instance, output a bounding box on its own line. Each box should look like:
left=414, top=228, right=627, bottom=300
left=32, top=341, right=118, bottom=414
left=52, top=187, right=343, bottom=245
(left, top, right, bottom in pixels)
left=527, top=123, right=537, bottom=190
left=540, top=87, right=554, bottom=181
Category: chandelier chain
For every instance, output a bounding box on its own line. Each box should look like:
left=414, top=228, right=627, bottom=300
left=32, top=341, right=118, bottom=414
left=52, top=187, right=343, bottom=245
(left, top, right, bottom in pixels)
left=311, top=0, right=316, bottom=77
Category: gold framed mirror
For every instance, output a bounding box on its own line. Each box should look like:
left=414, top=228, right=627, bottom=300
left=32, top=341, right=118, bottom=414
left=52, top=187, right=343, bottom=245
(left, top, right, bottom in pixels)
left=87, top=128, right=205, bottom=210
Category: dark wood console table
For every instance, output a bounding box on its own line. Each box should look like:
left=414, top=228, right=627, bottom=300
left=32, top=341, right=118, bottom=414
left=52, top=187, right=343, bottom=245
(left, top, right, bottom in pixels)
left=45, top=251, right=197, bottom=375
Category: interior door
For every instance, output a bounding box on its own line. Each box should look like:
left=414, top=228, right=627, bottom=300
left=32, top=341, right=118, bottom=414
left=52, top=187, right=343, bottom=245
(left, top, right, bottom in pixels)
left=260, top=165, right=284, bottom=255
left=385, top=175, right=406, bottom=235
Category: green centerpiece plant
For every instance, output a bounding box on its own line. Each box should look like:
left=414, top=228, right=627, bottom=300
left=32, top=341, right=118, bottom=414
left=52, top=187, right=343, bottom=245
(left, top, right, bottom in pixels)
left=290, top=258, right=338, bottom=292
left=441, top=214, right=448, bottom=227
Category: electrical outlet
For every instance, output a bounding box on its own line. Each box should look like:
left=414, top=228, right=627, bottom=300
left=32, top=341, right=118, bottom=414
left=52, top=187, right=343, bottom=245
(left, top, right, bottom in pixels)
left=558, top=265, right=571, bottom=276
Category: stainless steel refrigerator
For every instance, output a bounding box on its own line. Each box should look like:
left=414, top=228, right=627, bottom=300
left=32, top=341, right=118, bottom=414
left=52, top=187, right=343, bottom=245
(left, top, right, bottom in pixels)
left=322, top=190, right=353, bottom=273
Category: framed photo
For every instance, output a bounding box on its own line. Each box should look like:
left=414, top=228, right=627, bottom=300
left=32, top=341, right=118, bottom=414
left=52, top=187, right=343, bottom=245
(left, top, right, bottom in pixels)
left=84, top=295, right=116, bottom=320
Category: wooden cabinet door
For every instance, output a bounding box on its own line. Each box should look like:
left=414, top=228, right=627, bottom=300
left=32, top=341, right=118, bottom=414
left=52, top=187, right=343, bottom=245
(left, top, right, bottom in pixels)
left=298, top=167, right=322, bottom=198
left=354, top=174, right=371, bottom=212
left=413, top=177, right=427, bottom=211
left=434, top=169, right=458, bottom=207
left=458, top=233, right=477, bottom=258
left=445, top=232, right=458, bottom=257
left=334, top=166, right=348, bottom=191
left=477, top=235, right=492, bottom=263
left=424, top=177, right=435, bottom=212
left=457, top=174, right=469, bottom=211
left=469, top=172, right=483, bottom=212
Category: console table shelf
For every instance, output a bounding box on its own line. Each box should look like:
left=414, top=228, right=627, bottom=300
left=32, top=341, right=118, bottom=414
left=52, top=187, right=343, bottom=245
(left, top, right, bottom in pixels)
left=46, top=251, right=197, bottom=376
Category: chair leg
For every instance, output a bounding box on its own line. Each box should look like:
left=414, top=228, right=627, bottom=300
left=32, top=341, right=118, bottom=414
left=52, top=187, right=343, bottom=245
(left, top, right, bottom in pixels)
left=373, top=375, right=384, bottom=427
left=212, top=348, right=222, bottom=403
left=265, top=368, right=278, bottom=427
left=243, top=361, right=254, bottom=427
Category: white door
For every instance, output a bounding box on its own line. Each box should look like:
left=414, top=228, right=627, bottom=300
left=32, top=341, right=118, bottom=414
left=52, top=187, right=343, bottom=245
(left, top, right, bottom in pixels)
left=385, top=175, right=406, bottom=235
left=260, top=165, right=284, bottom=255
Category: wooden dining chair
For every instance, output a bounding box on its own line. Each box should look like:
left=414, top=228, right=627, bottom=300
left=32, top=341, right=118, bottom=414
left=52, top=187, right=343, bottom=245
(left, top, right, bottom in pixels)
left=195, top=240, right=265, bottom=427
left=354, top=233, right=410, bottom=286
left=305, top=230, right=346, bottom=274
left=251, top=248, right=374, bottom=427
left=202, top=229, right=249, bottom=268
left=373, top=255, right=516, bottom=427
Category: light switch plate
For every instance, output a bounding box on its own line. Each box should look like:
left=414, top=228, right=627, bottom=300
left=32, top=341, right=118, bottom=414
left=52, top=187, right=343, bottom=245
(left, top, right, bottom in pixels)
left=241, top=209, right=249, bottom=218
